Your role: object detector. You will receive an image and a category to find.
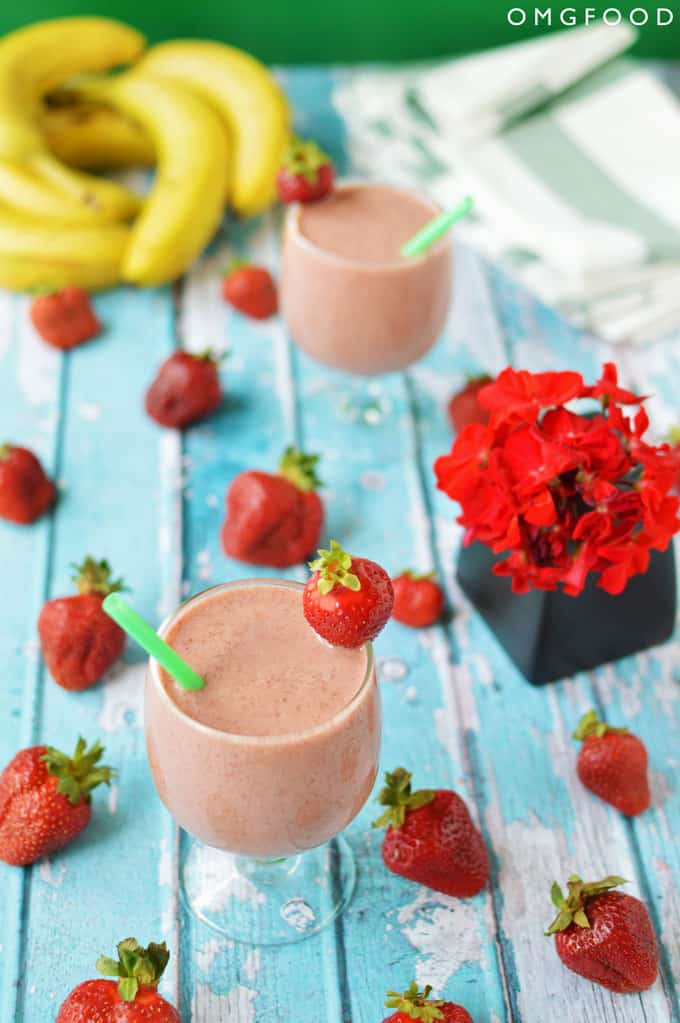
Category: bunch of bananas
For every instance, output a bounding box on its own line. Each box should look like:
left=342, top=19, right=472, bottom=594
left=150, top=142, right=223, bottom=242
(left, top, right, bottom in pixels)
left=0, top=18, right=290, bottom=291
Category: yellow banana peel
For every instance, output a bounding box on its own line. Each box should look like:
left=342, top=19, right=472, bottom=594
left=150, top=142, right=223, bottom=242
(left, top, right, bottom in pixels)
left=0, top=204, right=127, bottom=291
left=0, top=18, right=145, bottom=222
left=41, top=91, right=154, bottom=170
left=139, top=40, right=290, bottom=217
left=82, top=70, right=229, bottom=286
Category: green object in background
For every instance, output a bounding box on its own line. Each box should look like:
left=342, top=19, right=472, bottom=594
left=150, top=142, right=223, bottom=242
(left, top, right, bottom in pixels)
left=0, top=1, right=677, bottom=61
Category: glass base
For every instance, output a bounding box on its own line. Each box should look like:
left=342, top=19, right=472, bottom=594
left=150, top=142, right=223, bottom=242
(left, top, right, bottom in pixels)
left=180, top=835, right=356, bottom=945
left=336, top=380, right=392, bottom=426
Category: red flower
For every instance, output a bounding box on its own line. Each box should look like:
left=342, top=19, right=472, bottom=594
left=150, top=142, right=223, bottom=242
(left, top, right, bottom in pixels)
left=434, top=363, right=680, bottom=597
left=585, top=362, right=644, bottom=405
left=478, top=367, right=584, bottom=430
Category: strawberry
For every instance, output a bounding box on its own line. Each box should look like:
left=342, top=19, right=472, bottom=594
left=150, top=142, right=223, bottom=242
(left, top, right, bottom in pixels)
left=447, top=375, right=491, bottom=433
left=145, top=350, right=223, bottom=429
left=0, top=738, right=114, bottom=866
left=56, top=938, right=180, bottom=1023
left=221, top=447, right=324, bottom=568
left=546, top=874, right=658, bottom=993
left=573, top=709, right=650, bottom=816
left=373, top=768, right=489, bottom=898
left=38, top=557, right=126, bottom=691
left=383, top=982, right=472, bottom=1023
left=276, top=136, right=335, bottom=204
left=0, top=443, right=56, bottom=524
left=303, top=540, right=394, bottom=648
left=222, top=262, right=278, bottom=320
left=29, top=286, right=101, bottom=350
left=392, top=571, right=444, bottom=628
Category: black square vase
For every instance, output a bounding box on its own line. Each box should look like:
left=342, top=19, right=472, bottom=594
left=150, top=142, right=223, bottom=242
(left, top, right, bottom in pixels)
left=457, top=541, right=677, bottom=685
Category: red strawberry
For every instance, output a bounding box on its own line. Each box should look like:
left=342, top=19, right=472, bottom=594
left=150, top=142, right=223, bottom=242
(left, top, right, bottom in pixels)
left=0, top=738, right=114, bottom=866
left=276, top=136, right=334, bottom=204
left=447, top=375, right=491, bottom=433
left=222, top=262, right=277, bottom=320
left=145, top=350, right=223, bottom=429
left=29, top=286, right=101, bottom=350
left=303, top=540, right=394, bottom=648
left=573, top=709, right=650, bottom=816
left=221, top=447, right=324, bottom=568
left=546, top=874, right=658, bottom=993
left=0, top=443, right=56, bottom=524
left=56, top=938, right=180, bottom=1023
left=38, top=557, right=126, bottom=691
left=383, top=982, right=472, bottom=1023
left=373, top=768, right=489, bottom=898
left=392, top=571, right=444, bottom=628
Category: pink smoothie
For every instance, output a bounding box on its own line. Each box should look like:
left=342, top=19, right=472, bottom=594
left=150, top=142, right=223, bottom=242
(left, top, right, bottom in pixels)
left=280, top=182, right=453, bottom=376
left=145, top=580, right=380, bottom=857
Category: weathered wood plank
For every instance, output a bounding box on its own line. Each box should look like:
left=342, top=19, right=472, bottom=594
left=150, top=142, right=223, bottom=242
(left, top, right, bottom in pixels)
left=9, top=284, right=180, bottom=1023
left=0, top=296, right=62, bottom=1023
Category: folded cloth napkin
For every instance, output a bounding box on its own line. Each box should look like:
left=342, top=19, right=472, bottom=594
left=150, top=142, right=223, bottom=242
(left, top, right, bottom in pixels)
left=334, top=23, right=680, bottom=346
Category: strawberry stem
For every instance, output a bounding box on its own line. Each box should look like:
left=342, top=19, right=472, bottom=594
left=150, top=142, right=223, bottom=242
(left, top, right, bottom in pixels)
left=400, top=569, right=437, bottom=582
left=42, top=737, right=115, bottom=806
left=545, top=874, right=629, bottom=935
left=309, top=540, right=360, bottom=595
left=222, top=258, right=250, bottom=277
left=372, top=767, right=435, bottom=830
left=572, top=709, right=629, bottom=742
left=279, top=446, right=322, bottom=492
left=0, top=443, right=13, bottom=460
left=385, top=982, right=445, bottom=1022
left=96, top=938, right=170, bottom=1002
left=70, top=556, right=125, bottom=597
left=281, top=135, right=331, bottom=185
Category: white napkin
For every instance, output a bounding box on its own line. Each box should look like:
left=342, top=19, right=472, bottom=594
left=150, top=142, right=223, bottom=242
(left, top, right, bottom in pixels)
left=334, top=23, right=680, bottom=346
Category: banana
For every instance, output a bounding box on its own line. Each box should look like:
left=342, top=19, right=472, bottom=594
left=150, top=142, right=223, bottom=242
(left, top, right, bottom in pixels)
left=0, top=204, right=127, bottom=291
left=40, top=91, right=154, bottom=170
left=81, top=71, right=229, bottom=286
left=0, top=18, right=145, bottom=222
left=0, top=159, right=133, bottom=225
left=139, top=40, right=290, bottom=217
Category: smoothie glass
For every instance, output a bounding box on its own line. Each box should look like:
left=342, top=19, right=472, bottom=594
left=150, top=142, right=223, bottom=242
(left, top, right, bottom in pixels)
left=145, top=579, right=381, bottom=945
left=280, top=181, right=453, bottom=423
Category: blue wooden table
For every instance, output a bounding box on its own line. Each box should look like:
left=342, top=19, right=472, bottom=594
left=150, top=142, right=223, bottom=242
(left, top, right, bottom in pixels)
left=0, top=67, right=679, bottom=1023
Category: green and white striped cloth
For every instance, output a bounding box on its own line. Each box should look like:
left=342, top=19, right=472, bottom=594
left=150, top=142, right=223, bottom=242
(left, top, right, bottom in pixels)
left=334, top=23, right=680, bottom=345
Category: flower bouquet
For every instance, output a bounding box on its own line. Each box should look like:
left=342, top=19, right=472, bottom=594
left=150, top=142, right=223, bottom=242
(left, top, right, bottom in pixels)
left=435, top=365, right=680, bottom=684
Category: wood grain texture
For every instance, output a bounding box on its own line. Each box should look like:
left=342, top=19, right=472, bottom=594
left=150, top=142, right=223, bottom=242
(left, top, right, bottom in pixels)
left=0, top=66, right=678, bottom=1023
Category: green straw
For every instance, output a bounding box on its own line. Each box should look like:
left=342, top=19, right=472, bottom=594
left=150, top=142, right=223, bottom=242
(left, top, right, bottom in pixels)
left=400, top=195, right=474, bottom=258
left=102, top=592, right=205, bottom=691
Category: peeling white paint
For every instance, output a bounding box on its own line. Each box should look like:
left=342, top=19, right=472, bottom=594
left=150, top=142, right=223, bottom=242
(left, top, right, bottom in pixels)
left=39, top=859, right=66, bottom=887
left=191, top=983, right=256, bottom=1023
left=75, top=400, right=101, bottom=422
left=98, top=661, right=145, bottom=733
left=158, top=836, right=173, bottom=887
left=17, top=299, right=60, bottom=407
left=195, top=938, right=228, bottom=973
left=398, top=888, right=484, bottom=991
left=242, top=949, right=260, bottom=982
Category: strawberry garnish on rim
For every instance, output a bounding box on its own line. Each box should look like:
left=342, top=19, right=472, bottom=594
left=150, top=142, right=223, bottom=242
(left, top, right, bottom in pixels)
left=303, top=540, right=394, bottom=648
left=277, top=136, right=335, bottom=204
